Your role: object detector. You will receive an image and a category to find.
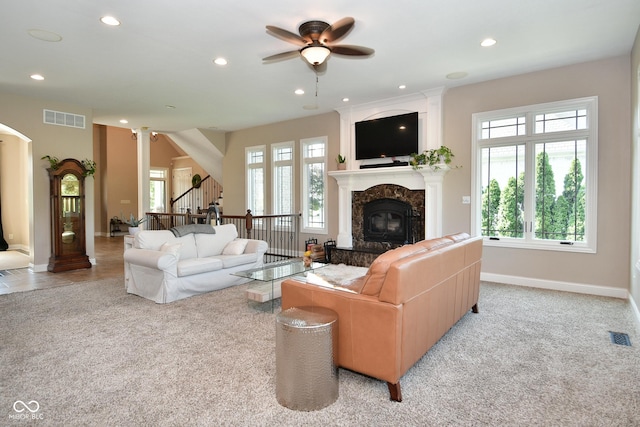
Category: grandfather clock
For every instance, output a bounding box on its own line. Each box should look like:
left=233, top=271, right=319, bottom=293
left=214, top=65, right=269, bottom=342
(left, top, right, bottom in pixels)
left=47, top=158, right=91, bottom=272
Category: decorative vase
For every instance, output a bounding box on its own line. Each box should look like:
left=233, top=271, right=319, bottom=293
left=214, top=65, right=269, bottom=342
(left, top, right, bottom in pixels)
left=303, top=256, right=312, bottom=267
left=128, top=226, right=140, bottom=235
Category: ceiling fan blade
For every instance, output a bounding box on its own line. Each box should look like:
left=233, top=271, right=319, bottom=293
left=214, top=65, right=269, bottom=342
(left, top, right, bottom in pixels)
left=330, top=45, right=375, bottom=57
left=262, top=50, right=301, bottom=62
left=320, top=17, right=355, bottom=43
left=266, top=25, right=308, bottom=46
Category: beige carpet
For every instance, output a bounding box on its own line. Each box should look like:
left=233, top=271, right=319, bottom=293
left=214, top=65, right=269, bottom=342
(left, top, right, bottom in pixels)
left=0, top=250, right=29, bottom=270
left=1, top=275, right=639, bottom=426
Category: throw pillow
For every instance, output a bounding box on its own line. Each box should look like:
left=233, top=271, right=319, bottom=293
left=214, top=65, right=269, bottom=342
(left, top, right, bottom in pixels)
left=160, top=242, right=182, bottom=259
left=222, top=239, right=249, bottom=255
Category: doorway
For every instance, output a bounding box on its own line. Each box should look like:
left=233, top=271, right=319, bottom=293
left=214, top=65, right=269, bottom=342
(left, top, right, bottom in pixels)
left=0, top=124, right=32, bottom=270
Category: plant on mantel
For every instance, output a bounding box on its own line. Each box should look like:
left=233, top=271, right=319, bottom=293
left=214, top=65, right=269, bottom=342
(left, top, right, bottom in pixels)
left=409, top=145, right=457, bottom=170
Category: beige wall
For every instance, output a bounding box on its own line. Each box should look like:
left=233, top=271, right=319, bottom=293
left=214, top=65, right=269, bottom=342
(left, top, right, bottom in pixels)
left=444, top=56, right=632, bottom=291
left=221, top=57, right=632, bottom=293
left=0, top=92, right=94, bottom=269
left=630, top=27, right=640, bottom=307
left=0, top=134, right=29, bottom=250
left=224, top=112, right=341, bottom=245
left=94, top=125, right=183, bottom=234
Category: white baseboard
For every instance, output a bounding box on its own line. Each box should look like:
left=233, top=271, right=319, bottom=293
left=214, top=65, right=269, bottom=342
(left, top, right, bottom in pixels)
left=629, top=294, right=640, bottom=333
left=33, top=264, right=47, bottom=272
left=8, top=244, right=29, bottom=253
left=481, top=272, right=629, bottom=299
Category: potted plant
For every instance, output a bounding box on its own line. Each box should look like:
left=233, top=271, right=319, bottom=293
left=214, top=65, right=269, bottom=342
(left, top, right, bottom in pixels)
left=336, top=154, right=346, bottom=170
left=410, top=145, right=456, bottom=170
left=81, top=159, right=97, bottom=177
left=121, top=213, right=147, bottom=235
left=41, top=155, right=60, bottom=170
left=42, top=155, right=97, bottom=177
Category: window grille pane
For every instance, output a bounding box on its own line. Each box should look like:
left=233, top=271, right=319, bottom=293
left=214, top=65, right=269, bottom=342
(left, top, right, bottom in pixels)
left=480, top=145, right=525, bottom=238
left=150, top=169, right=166, bottom=179
left=481, top=116, right=526, bottom=139
left=274, top=164, right=292, bottom=214
left=535, top=109, right=587, bottom=133
left=247, top=168, right=264, bottom=216
left=534, top=140, right=586, bottom=241
left=304, top=142, right=325, bottom=159
left=274, top=146, right=292, bottom=162
left=305, top=162, right=325, bottom=228
left=247, top=150, right=264, bottom=164
left=149, top=180, right=166, bottom=212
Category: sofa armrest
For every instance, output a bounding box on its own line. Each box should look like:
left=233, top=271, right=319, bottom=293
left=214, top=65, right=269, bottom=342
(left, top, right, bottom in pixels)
left=124, top=248, right=178, bottom=271
left=244, top=239, right=268, bottom=255
left=281, top=278, right=403, bottom=385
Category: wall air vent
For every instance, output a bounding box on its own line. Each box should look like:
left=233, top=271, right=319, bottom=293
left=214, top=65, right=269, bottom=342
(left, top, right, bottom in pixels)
left=43, top=109, right=85, bottom=129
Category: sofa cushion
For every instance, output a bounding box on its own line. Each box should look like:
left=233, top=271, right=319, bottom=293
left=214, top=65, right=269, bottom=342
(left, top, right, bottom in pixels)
left=177, top=257, right=223, bottom=277
left=214, top=253, right=258, bottom=268
left=360, top=244, right=427, bottom=296
left=222, top=239, right=249, bottom=255
left=175, top=234, right=198, bottom=260
left=415, top=237, right=454, bottom=251
left=195, top=224, right=239, bottom=257
left=160, top=242, right=182, bottom=259
left=134, top=230, right=175, bottom=250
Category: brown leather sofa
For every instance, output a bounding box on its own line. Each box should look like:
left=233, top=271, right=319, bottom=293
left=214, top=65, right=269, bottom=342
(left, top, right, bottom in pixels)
left=281, top=233, right=483, bottom=401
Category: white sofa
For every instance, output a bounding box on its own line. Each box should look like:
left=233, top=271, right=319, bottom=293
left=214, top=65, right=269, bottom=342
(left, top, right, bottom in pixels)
left=124, top=224, right=268, bottom=303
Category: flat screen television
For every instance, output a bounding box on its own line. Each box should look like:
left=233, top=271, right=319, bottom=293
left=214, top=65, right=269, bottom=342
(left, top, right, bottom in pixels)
left=355, top=112, right=418, bottom=160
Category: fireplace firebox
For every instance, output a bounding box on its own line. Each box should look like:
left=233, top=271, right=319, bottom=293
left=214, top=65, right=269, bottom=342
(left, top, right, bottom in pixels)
left=363, top=198, right=413, bottom=244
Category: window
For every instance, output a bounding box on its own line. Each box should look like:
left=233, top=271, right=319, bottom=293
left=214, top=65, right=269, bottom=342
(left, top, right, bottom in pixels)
left=272, top=142, right=294, bottom=228
left=472, top=97, right=597, bottom=252
left=301, top=136, right=327, bottom=233
left=149, top=168, right=168, bottom=213
left=246, top=146, right=265, bottom=217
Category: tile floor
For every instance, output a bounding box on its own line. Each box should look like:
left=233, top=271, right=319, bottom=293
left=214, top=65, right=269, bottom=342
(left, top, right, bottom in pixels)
left=0, top=236, right=125, bottom=295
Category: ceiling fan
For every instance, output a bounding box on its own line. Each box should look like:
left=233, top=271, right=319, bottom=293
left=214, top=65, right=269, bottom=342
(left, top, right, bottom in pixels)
left=263, top=17, right=374, bottom=69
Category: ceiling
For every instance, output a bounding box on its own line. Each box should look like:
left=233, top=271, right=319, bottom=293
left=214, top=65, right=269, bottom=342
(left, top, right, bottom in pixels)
left=1, top=0, right=639, bottom=133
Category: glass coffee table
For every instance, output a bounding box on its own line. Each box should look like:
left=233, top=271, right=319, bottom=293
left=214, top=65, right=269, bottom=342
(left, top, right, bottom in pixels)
left=234, top=258, right=326, bottom=312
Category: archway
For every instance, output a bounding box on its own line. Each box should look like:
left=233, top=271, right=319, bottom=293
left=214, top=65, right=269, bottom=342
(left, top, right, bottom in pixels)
left=0, top=124, right=32, bottom=269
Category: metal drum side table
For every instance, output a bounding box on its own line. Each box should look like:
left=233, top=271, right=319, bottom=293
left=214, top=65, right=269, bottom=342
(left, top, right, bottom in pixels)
left=275, top=306, right=339, bottom=411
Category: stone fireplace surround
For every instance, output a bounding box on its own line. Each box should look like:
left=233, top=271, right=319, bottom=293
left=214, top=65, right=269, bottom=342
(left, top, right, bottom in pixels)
left=328, top=88, right=447, bottom=249
left=329, top=166, right=448, bottom=248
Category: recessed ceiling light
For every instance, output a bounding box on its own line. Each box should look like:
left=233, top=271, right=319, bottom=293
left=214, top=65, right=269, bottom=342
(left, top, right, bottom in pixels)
left=165, top=105, right=176, bottom=109
left=342, top=97, right=350, bottom=102
left=100, top=16, right=121, bottom=26
left=446, top=71, right=468, bottom=80
left=295, top=89, right=305, bottom=95
left=481, top=38, right=497, bottom=47
left=398, top=85, right=406, bottom=89
left=120, top=119, right=129, bottom=124
left=213, top=57, right=227, bottom=66
left=30, top=74, right=44, bottom=81
left=28, top=29, right=62, bottom=42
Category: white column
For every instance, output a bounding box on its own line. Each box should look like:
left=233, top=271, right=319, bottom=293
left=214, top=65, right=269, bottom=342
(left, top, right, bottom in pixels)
left=135, top=128, right=151, bottom=228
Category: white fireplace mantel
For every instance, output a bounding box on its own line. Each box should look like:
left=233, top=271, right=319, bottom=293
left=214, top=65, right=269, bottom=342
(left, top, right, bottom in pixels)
left=328, top=165, right=449, bottom=248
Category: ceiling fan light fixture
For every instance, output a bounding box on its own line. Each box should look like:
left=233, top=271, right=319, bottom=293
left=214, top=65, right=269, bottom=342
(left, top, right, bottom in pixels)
left=301, top=45, right=331, bottom=65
